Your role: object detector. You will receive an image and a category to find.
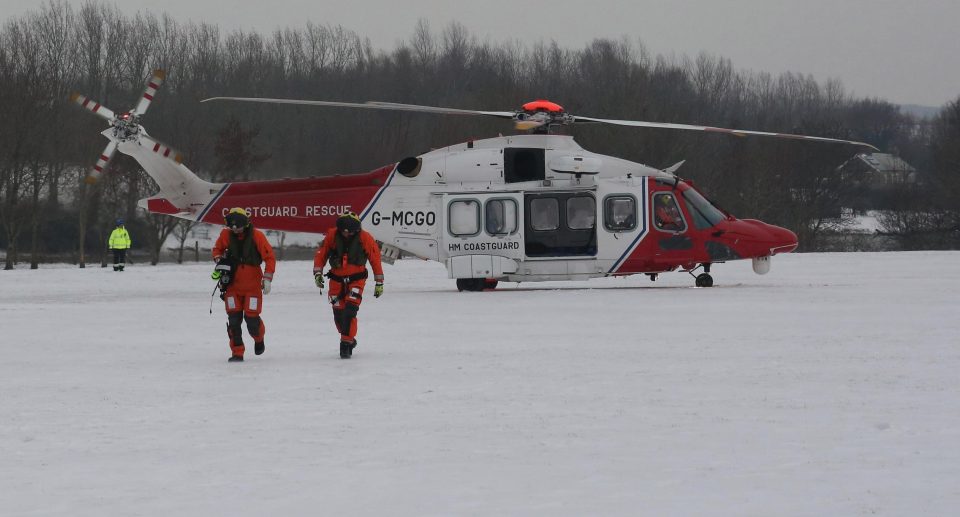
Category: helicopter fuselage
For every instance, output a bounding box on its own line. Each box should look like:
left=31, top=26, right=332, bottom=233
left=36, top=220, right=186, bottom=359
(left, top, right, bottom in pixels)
left=140, top=133, right=796, bottom=285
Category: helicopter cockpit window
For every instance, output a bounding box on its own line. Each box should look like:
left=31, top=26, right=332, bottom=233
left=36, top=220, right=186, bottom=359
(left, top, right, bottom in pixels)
left=485, top=199, right=518, bottom=235
left=448, top=199, right=480, bottom=236
left=653, top=193, right=686, bottom=232
left=566, top=197, right=596, bottom=230
left=682, top=188, right=727, bottom=230
left=529, top=198, right=559, bottom=231
left=604, top=195, right=637, bottom=231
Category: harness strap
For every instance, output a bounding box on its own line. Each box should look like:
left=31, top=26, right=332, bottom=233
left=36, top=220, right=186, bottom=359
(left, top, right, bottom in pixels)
left=325, top=270, right=369, bottom=305
left=325, top=270, right=369, bottom=284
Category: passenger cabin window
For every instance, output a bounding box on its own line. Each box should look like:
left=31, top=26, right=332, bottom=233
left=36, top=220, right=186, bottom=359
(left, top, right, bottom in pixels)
left=653, top=193, right=686, bottom=232
left=485, top=199, right=518, bottom=235
left=566, top=197, right=596, bottom=230
left=529, top=198, right=559, bottom=230
left=449, top=199, right=480, bottom=236
left=524, top=193, right=597, bottom=257
left=504, top=148, right=545, bottom=183
left=604, top=195, right=637, bottom=231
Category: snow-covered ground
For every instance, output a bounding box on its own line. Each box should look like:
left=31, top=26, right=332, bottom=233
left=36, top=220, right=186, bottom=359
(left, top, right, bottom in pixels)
left=2, top=252, right=958, bottom=516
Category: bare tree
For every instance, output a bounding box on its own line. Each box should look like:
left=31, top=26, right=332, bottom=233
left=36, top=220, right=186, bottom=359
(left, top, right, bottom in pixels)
left=213, top=118, right=270, bottom=182
left=171, top=219, right=200, bottom=263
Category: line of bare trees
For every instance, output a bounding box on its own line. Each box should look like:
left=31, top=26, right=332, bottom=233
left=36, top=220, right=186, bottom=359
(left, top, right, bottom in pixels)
left=1, top=1, right=958, bottom=269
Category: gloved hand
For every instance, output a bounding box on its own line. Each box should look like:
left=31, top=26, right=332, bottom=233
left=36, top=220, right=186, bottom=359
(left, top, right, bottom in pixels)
left=374, top=282, right=384, bottom=298
left=212, top=260, right=231, bottom=282
left=314, top=273, right=325, bottom=291
left=262, top=279, right=271, bottom=295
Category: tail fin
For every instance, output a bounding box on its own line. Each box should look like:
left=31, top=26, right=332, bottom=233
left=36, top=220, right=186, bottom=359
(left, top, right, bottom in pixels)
left=116, top=130, right=223, bottom=220
left=71, top=69, right=222, bottom=220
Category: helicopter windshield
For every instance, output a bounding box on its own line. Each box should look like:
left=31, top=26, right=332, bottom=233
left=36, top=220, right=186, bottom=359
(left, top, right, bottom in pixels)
left=681, top=187, right=728, bottom=229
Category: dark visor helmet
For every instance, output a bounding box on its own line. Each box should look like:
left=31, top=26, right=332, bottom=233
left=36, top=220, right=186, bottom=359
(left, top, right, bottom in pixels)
left=224, top=207, right=250, bottom=229
left=336, top=212, right=361, bottom=234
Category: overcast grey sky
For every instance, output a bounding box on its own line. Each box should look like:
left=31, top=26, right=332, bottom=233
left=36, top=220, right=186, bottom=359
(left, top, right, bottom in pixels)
left=3, top=0, right=957, bottom=106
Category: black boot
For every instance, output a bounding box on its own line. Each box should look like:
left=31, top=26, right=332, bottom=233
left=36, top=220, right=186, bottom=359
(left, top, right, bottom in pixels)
left=340, top=340, right=353, bottom=359
left=228, top=355, right=244, bottom=362
left=255, top=341, right=265, bottom=355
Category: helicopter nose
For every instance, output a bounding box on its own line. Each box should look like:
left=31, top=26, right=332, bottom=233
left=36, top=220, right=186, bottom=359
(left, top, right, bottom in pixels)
left=720, top=219, right=798, bottom=257
left=767, top=225, right=798, bottom=255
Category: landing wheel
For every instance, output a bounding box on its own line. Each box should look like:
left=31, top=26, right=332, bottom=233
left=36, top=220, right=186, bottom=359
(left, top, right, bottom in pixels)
left=484, top=279, right=499, bottom=290
left=456, top=278, right=489, bottom=292
left=695, top=273, right=714, bottom=288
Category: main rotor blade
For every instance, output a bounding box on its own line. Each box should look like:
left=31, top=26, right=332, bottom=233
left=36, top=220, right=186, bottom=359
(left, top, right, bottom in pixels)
left=85, top=140, right=118, bottom=184
left=132, top=69, right=166, bottom=116
left=69, top=93, right=116, bottom=122
left=202, top=96, right=515, bottom=119
left=364, top=101, right=515, bottom=118
left=574, top=115, right=879, bottom=150
left=202, top=96, right=386, bottom=110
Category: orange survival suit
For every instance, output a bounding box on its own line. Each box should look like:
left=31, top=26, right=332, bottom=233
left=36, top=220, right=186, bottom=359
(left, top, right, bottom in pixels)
left=313, top=213, right=384, bottom=358
left=212, top=209, right=276, bottom=362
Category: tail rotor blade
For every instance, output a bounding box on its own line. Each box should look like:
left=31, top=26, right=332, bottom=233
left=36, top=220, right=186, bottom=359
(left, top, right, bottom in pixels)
left=85, top=140, right=119, bottom=184
left=132, top=69, right=166, bottom=116
left=140, top=134, right=184, bottom=164
left=69, top=93, right=116, bottom=122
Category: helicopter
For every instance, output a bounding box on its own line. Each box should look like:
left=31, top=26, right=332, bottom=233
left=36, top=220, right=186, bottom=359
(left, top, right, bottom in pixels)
left=72, top=70, right=876, bottom=290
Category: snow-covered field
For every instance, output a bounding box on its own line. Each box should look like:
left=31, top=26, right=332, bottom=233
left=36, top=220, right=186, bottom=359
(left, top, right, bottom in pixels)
left=2, top=252, right=958, bottom=516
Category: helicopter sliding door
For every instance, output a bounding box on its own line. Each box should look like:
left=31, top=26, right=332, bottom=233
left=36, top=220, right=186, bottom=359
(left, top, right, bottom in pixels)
left=523, top=192, right=597, bottom=257
left=442, top=192, right=524, bottom=279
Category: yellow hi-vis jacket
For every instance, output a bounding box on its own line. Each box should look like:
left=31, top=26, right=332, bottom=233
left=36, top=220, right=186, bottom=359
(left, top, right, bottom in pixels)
left=109, top=227, right=132, bottom=250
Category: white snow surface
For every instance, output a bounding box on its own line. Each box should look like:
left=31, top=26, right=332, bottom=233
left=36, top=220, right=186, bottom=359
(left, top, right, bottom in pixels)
left=2, top=252, right=959, bottom=516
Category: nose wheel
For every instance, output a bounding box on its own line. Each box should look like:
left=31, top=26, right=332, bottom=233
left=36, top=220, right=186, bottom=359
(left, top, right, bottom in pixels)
left=689, top=263, right=714, bottom=287
left=695, top=273, right=714, bottom=287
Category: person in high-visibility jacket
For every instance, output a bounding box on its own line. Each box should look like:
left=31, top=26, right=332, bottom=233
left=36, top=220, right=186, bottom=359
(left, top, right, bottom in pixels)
left=211, top=208, right=276, bottom=363
left=313, top=212, right=384, bottom=359
left=108, top=218, right=132, bottom=271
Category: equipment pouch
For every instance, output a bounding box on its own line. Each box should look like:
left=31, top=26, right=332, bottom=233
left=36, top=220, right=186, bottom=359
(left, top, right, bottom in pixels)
left=215, top=256, right=237, bottom=290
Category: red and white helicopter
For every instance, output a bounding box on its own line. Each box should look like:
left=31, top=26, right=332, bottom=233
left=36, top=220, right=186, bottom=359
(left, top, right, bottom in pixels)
left=72, top=70, right=876, bottom=289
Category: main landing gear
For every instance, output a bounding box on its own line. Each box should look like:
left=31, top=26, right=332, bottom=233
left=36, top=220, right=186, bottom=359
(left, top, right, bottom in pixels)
left=689, top=263, right=714, bottom=287
left=456, top=278, right=499, bottom=292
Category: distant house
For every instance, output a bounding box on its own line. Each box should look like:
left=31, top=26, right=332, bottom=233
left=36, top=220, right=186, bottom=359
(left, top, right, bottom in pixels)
left=840, top=153, right=917, bottom=187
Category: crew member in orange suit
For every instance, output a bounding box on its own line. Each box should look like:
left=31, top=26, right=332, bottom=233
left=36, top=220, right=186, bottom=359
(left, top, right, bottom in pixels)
left=313, top=212, right=384, bottom=359
left=655, top=194, right=683, bottom=231
left=211, top=208, right=277, bottom=363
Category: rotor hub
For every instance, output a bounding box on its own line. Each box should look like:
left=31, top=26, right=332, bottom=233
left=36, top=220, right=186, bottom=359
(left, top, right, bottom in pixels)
left=112, top=113, right=142, bottom=141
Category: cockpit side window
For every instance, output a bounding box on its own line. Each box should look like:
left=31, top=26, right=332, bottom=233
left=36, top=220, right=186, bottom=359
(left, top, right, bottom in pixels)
left=653, top=192, right=686, bottom=233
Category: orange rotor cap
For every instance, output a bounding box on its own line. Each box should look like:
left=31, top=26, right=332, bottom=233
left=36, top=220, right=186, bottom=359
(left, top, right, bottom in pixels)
left=522, top=100, right=564, bottom=113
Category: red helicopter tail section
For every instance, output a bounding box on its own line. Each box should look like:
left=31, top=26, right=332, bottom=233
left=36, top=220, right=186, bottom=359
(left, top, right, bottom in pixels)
left=191, top=165, right=395, bottom=233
